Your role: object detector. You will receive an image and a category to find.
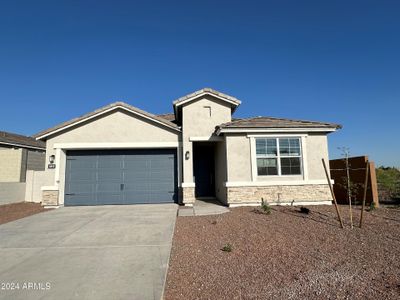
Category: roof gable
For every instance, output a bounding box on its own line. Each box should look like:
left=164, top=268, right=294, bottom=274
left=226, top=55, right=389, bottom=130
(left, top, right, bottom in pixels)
left=35, top=102, right=180, bottom=140
left=173, top=88, right=241, bottom=107
left=172, top=88, right=241, bottom=124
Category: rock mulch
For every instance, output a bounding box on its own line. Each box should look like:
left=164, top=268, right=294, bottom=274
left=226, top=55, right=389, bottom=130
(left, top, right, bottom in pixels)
left=165, top=205, right=400, bottom=299
left=0, top=202, right=51, bottom=225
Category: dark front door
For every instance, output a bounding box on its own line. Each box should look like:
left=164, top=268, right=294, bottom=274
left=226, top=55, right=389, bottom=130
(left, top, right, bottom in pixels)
left=193, top=143, right=215, bottom=197
left=65, top=149, right=177, bottom=206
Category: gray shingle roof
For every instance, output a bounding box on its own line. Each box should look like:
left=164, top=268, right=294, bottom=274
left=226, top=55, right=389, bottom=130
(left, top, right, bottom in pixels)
left=218, top=116, right=342, bottom=129
left=35, top=102, right=180, bottom=140
left=0, top=131, right=45, bottom=150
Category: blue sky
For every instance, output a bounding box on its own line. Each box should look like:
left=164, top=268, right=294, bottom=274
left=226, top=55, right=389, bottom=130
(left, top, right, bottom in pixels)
left=0, top=0, right=399, bottom=167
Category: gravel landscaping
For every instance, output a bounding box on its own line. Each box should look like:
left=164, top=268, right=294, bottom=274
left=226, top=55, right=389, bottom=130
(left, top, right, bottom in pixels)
left=0, top=202, right=51, bottom=225
left=165, top=205, right=400, bottom=299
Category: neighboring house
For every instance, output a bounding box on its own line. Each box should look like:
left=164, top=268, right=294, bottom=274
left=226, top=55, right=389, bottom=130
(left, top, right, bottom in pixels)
left=0, top=131, right=45, bottom=205
left=33, top=88, right=340, bottom=207
left=0, top=131, right=45, bottom=182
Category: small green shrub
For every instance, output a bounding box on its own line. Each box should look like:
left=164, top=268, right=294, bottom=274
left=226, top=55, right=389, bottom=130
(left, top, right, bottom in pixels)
left=261, top=199, right=272, bottom=214
left=368, top=201, right=376, bottom=212
left=221, top=243, right=233, bottom=252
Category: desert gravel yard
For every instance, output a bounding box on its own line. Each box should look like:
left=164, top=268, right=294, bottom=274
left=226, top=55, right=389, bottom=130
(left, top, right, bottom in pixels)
left=165, top=205, right=400, bottom=300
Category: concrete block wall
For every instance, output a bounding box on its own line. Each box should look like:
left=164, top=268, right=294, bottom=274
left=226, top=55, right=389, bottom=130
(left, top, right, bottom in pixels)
left=27, top=151, right=45, bottom=171
left=0, top=182, right=26, bottom=205
left=0, top=149, right=23, bottom=182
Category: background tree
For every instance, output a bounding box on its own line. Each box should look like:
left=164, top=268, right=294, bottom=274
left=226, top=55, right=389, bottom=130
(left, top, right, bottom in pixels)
left=376, top=167, right=400, bottom=200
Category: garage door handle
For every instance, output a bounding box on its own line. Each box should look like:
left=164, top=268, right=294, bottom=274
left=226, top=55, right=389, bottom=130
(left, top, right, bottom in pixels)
left=120, top=184, right=124, bottom=190
left=66, top=193, right=75, bottom=196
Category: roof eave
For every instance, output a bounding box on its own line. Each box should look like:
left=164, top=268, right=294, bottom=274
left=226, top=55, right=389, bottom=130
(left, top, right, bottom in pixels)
left=0, top=141, right=45, bottom=150
left=216, top=127, right=339, bottom=135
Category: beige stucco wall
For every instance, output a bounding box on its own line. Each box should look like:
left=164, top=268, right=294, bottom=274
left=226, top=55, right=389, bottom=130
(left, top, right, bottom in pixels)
left=306, top=134, right=330, bottom=180
left=25, top=170, right=53, bottom=203
left=42, top=109, right=180, bottom=205
left=225, top=133, right=331, bottom=183
left=0, top=149, right=23, bottom=182
left=181, top=96, right=232, bottom=186
left=46, top=110, right=179, bottom=148
left=226, top=134, right=252, bottom=182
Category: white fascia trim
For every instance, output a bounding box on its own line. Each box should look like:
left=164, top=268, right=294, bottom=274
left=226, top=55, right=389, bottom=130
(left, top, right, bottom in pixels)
left=0, top=142, right=44, bottom=151
left=229, top=200, right=332, bottom=207
left=225, top=180, right=333, bottom=187
left=218, top=128, right=336, bottom=134
left=181, top=182, right=196, bottom=187
left=53, top=142, right=180, bottom=150
left=173, top=92, right=241, bottom=108
left=41, top=186, right=59, bottom=191
left=189, top=136, right=224, bottom=142
left=36, top=106, right=180, bottom=140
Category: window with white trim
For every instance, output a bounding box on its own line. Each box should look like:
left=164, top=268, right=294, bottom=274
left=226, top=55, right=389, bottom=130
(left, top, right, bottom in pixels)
left=256, top=137, right=302, bottom=176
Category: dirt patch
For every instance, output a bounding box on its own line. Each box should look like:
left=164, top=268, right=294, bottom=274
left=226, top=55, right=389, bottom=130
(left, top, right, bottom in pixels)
left=0, top=202, right=52, bottom=225
left=165, top=205, right=400, bottom=299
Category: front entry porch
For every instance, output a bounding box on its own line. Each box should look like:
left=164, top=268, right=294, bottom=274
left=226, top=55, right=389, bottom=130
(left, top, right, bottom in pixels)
left=178, top=198, right=230, bottom=216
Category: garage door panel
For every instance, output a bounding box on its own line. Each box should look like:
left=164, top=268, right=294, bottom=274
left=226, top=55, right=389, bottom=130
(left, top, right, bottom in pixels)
left=67, top=171, right=97, bottom=181
left=65, top=149, right=177, bottom=206
left=96, top=192, right=122, bottom=205
left=67, top=157, right=97, bottom=168
left=65, top=194, right=96, bottom=206
left=124, top=193, right=148, bottom=204
left=67, top=183, right=96, bottom=194
left=123, top=182, right=149, bottom=190
left=97, top=157, right=122, bottom=169
left=151, top=191, right=175, bottom=203
left=97, top=182, right=121, bottom=192
left=97, top=171, right=122, bottom=181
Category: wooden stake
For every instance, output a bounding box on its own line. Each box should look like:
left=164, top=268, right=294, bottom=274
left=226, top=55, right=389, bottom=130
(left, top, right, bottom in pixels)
left=359, top=160, right=369, bottom=228
left=345, top=152, right=353, bottom=229
left=322, top=158, right=344, bottom=228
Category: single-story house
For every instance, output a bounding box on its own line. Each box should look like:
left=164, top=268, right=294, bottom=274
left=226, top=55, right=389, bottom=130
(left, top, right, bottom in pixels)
left=0, top=131, right=45, bottom=182
left=33, top=88, right=340, bottom=207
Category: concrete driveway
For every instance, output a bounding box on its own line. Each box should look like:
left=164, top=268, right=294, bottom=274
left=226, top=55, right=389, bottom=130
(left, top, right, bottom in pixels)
left=0, top=204, right=177, bottom=300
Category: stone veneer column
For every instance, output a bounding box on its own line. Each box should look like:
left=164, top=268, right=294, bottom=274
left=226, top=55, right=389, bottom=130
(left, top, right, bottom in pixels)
left=182, top=187, right=195, bottom=206
left=42, top=190, right=59, bottom=206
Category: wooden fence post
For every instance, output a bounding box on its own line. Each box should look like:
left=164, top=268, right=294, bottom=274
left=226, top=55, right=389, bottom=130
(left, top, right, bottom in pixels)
left=322, top=158, right=344, bottom=228
left=359, top=160, right=369, bottom=228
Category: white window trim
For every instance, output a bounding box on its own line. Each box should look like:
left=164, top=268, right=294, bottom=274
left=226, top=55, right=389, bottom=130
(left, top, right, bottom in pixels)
left=250, top=135, right=308, bottom=181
